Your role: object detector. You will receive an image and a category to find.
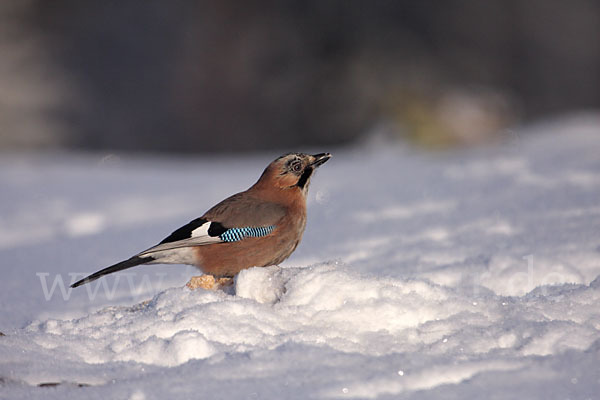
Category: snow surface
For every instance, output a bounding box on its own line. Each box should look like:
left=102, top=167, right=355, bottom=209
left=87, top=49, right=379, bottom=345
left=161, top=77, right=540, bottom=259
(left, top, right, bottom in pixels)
left=1, top=114, right=600, bottom=399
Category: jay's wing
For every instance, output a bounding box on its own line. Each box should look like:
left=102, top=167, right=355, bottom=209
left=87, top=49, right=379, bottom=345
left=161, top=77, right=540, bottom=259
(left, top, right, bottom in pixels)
left=138, top=193, right=286, bottom=257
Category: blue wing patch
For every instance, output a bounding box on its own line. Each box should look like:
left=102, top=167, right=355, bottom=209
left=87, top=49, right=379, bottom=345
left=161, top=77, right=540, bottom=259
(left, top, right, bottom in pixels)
left=219, top=226, right=276, bottom=242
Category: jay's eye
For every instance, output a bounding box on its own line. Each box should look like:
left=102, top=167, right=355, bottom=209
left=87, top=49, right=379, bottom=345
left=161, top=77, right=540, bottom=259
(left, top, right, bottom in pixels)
left=290, top=160, right=303, bottom=173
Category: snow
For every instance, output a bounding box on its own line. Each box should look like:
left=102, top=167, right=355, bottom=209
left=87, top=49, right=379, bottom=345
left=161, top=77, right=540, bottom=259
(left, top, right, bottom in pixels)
left=1, top=114, right=600, bottom=399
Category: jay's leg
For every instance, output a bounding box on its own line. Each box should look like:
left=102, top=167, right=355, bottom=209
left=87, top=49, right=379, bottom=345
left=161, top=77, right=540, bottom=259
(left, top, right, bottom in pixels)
left=186, top=275, right=233, bottom=290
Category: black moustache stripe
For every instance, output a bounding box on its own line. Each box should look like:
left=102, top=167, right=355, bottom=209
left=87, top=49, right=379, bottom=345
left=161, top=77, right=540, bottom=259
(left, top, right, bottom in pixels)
left=296, top=167, right=313, bottom=189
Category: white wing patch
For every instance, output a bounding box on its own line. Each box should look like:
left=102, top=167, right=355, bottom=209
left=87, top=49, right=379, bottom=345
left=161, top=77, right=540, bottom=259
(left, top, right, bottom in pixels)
left=138, top=221, right=225, bottom=257
left=190, top=222, right=211, bottom=238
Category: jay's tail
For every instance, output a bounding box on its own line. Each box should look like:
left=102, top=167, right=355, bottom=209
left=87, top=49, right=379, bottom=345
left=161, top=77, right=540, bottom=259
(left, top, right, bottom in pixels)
left=70, top=256, right=154, bottom=288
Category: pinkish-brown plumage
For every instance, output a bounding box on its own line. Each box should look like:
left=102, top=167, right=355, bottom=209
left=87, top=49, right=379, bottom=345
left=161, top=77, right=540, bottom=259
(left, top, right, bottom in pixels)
left=71, top=152, right=331, bottom=288
left=196, top=187, right=307, bottom=277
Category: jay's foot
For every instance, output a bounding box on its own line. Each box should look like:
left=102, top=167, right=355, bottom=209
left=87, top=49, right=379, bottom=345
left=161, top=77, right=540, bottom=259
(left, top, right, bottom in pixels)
left=186, top=275, right=233, bottom=290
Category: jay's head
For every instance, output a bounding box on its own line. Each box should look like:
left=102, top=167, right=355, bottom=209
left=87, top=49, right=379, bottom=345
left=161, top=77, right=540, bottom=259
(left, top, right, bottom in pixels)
left=257, top=152, right=331, bottom=195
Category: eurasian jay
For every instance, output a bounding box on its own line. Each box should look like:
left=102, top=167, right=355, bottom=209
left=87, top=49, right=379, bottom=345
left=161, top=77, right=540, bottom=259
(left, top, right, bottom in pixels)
left=71, top=152, right=331, bottom=289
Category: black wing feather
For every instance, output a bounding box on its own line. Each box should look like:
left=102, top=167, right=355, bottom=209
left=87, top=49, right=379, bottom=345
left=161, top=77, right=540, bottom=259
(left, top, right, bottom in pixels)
left=159, top=217, right=208, bottom=244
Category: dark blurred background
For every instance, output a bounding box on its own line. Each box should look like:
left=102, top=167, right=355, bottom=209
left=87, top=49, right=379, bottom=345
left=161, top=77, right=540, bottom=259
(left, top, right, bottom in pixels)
left=1, top=0, right=599, bottom=153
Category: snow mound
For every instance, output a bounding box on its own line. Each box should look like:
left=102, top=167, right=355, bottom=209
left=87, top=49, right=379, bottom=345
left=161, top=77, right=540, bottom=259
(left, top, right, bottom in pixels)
left=1, top=114, right=600, bottom=398
left=19, top=263, right=599, bottom=373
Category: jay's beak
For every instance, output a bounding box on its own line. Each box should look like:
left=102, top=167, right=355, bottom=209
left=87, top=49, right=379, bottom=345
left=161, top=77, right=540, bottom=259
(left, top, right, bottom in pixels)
left=310, top=153, right=331, bottom=168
